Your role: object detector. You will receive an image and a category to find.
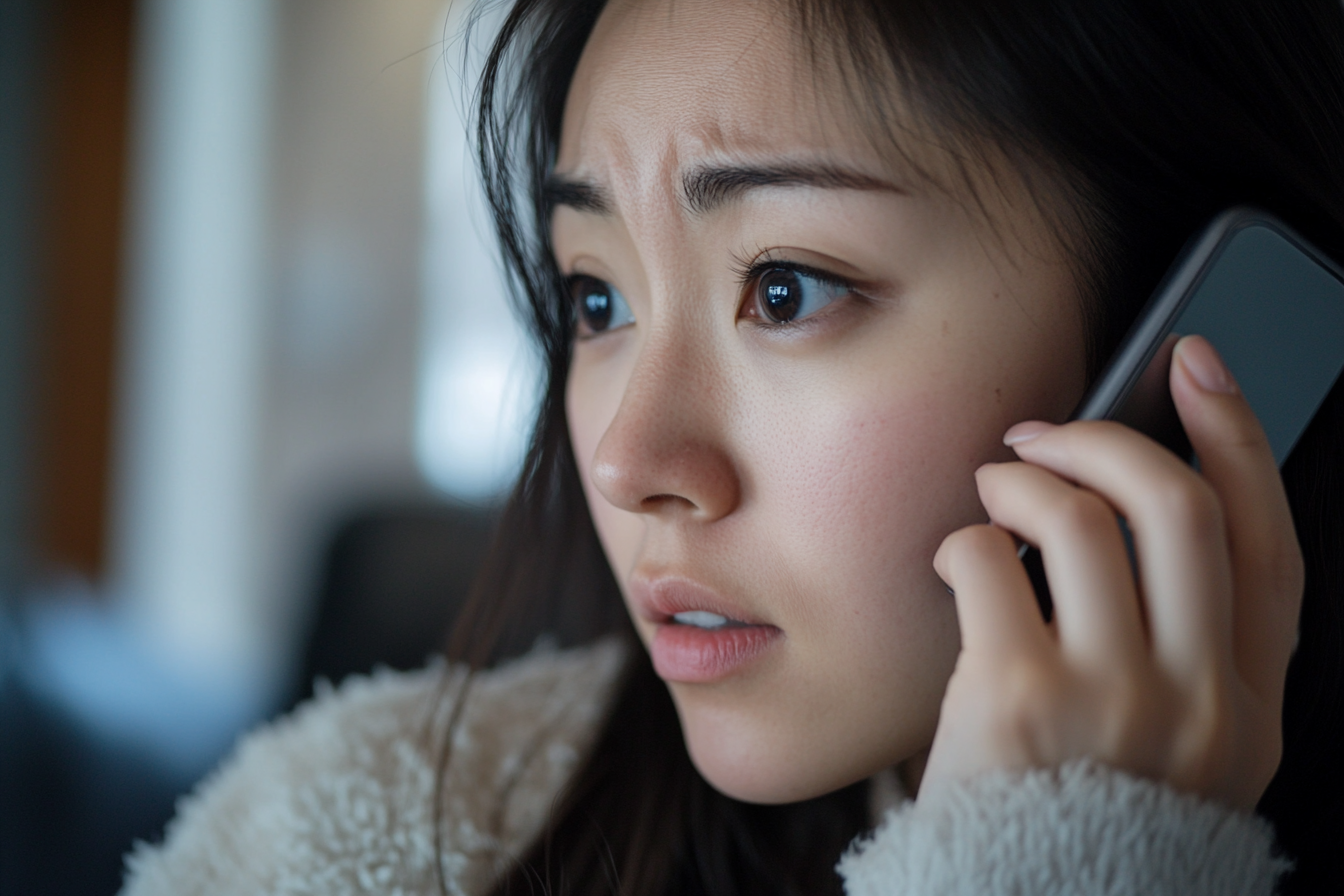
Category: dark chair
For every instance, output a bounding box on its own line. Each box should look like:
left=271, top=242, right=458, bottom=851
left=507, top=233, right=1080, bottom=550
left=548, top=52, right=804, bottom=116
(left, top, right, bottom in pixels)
left=288, top=502, right=496, bottom=708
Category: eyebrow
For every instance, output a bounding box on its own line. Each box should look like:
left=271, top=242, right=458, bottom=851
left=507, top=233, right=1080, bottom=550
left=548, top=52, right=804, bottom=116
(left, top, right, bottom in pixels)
left=543, top=162, right=904, bottom=218
left=543, top=177, right=613, bottom=215
left=681, top=163, right=905, bottom=214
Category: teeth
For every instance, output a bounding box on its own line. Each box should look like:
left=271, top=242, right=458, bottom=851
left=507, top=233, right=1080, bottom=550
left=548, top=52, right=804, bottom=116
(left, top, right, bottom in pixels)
left=673, top=610, right=730, bottom=629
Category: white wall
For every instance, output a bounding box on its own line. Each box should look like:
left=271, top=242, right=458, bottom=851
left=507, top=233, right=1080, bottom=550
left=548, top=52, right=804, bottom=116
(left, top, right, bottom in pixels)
left=113, top=0, right=276, bottom=685
left=417, top=0, right=539, bottom=503
left=114, top=0, right=449, bottom=700
left=255, top=0, right=448, bottom=689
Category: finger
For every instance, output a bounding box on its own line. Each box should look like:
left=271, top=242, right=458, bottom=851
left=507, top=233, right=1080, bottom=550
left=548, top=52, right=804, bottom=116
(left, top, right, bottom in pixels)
left=1006, top=419, right=1234, bottom=681
left=1169, top=335, right=1303, bottom=702
left=975, top=462, right=1147, bottom=669
left=935, top=523, right=1054, bottom=658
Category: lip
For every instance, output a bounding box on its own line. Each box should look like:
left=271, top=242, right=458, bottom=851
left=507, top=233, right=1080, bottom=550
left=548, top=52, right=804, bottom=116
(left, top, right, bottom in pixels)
left=630, top=575, right=765, bottom=625
left=631, top=575, right=783, bottom=684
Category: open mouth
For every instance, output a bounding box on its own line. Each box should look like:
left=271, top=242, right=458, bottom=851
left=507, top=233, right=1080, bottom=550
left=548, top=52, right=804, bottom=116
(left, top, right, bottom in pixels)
left=632, top=576, right=782, bottom=682
left=670, top=610, right=750, bottom=630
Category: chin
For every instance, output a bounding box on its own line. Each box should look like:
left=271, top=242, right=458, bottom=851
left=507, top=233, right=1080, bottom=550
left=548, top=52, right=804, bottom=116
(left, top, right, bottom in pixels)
left=670, top=687, right=890, bottom=805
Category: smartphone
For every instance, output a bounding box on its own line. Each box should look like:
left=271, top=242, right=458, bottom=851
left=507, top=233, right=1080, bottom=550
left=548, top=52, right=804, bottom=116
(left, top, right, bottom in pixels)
left=1025, top=207, right=1344, bottom=617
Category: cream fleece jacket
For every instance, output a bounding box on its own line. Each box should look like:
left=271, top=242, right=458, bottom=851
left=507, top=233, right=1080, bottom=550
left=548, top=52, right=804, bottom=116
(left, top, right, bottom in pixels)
left=120, top=641, right=1288, bottom=896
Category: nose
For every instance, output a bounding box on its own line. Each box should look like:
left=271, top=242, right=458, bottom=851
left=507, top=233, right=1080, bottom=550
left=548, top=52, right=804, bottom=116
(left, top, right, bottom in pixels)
left=588, top=333, right=741, bottom=522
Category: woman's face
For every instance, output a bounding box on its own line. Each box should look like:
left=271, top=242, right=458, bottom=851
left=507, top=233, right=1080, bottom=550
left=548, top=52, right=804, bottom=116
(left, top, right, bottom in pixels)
left=556, top=0, right=1088, bottom=803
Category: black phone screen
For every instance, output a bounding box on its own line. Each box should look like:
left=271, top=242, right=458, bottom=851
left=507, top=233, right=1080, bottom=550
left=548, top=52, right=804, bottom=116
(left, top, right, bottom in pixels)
left=1077, top=209, right=1344, bottom=466
left=1024, top=209, right=1344, bottom=618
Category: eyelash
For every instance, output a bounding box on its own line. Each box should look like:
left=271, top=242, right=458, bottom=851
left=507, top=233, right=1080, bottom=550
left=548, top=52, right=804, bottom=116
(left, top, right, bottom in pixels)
left=560, top=255, right=860, bottom=340
left=730, top=255, right=857, bottom=326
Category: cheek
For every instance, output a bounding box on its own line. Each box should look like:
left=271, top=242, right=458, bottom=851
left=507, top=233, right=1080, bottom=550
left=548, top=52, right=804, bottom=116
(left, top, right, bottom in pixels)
left=567, top=354, right=643, bottom=580
left=750, top=315, right=1083, bottom=640
left=743, top=354, right=1002, bottom=621
left=773, top=390, right=974, bottom=655
left=666, top=365, right=987, bottom=795
left=782, top=400, right=974, bottom=549
left=566, top=367, right=607, bottom=492
left=673, top=327, right=1072, bottom=801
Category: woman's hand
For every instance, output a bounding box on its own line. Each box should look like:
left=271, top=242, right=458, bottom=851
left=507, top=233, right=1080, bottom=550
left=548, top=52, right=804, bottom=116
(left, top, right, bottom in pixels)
left=920, top=335, right=1304, bottom=812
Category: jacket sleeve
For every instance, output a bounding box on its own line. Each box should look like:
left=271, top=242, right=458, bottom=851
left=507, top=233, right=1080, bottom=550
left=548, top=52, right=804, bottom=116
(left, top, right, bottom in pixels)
left=838, top=759, right=1289, bottom=896
left=119, top=641, right=624, bottom=896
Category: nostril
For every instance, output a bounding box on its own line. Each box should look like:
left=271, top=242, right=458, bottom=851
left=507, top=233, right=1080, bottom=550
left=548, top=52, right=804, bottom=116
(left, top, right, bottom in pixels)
left=640, top=493, right=689, bottom=510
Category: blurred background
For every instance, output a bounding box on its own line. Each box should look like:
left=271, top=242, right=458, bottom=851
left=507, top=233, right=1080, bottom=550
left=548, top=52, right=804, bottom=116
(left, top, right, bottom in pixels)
left=0, top=1, right=536, bottom=892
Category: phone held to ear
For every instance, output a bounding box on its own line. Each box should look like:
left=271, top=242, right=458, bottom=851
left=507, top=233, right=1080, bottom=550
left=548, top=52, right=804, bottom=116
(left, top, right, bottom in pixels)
left=1024, top=207, right=1344, bottom=618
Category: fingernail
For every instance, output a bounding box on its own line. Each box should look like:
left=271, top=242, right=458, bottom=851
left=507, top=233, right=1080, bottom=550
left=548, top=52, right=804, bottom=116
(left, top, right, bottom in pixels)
left=1003, top=420, right=1055, bottom=446
left=1176, top=335, right=1238, bottom=394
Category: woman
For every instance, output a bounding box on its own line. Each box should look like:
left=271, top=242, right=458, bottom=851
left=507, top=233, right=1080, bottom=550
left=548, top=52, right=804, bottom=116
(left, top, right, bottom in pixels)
left=122, top=0, right=1344, bottom=894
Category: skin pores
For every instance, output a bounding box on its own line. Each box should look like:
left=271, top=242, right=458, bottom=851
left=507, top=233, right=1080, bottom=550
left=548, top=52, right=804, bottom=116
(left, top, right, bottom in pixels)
left=555, top=0, right=1089, bottom=804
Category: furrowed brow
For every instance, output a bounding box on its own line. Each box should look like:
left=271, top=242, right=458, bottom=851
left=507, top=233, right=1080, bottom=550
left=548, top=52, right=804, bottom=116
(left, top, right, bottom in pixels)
left=681, top=163, right=904, bottom=215
left=543, top=175, right=613, bottom=215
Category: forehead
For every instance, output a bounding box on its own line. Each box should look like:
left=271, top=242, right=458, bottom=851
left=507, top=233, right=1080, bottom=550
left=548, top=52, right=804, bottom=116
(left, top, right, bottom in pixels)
left=554, top=0, right=1078, bottom=271
left=557, top=0, right=901, bottom=189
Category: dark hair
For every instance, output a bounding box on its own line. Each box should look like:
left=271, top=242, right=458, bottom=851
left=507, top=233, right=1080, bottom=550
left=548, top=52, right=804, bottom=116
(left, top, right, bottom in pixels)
left=443, top=1, right=1344, bottom=893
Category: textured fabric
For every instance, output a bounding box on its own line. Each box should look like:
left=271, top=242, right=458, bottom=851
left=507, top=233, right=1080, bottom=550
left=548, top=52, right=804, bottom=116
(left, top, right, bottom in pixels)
left=121, top=640, right=1286, bottom=896
left=120, top=640, right=625, bottom=896
left=839, top=759, right=1289, bottom=896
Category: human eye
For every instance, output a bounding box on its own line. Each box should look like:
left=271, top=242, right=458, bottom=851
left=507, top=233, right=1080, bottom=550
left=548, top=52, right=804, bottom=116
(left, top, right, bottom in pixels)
left=740, top=263, right=853, bottom=325
left=567, top=274, right=636, bottom=338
